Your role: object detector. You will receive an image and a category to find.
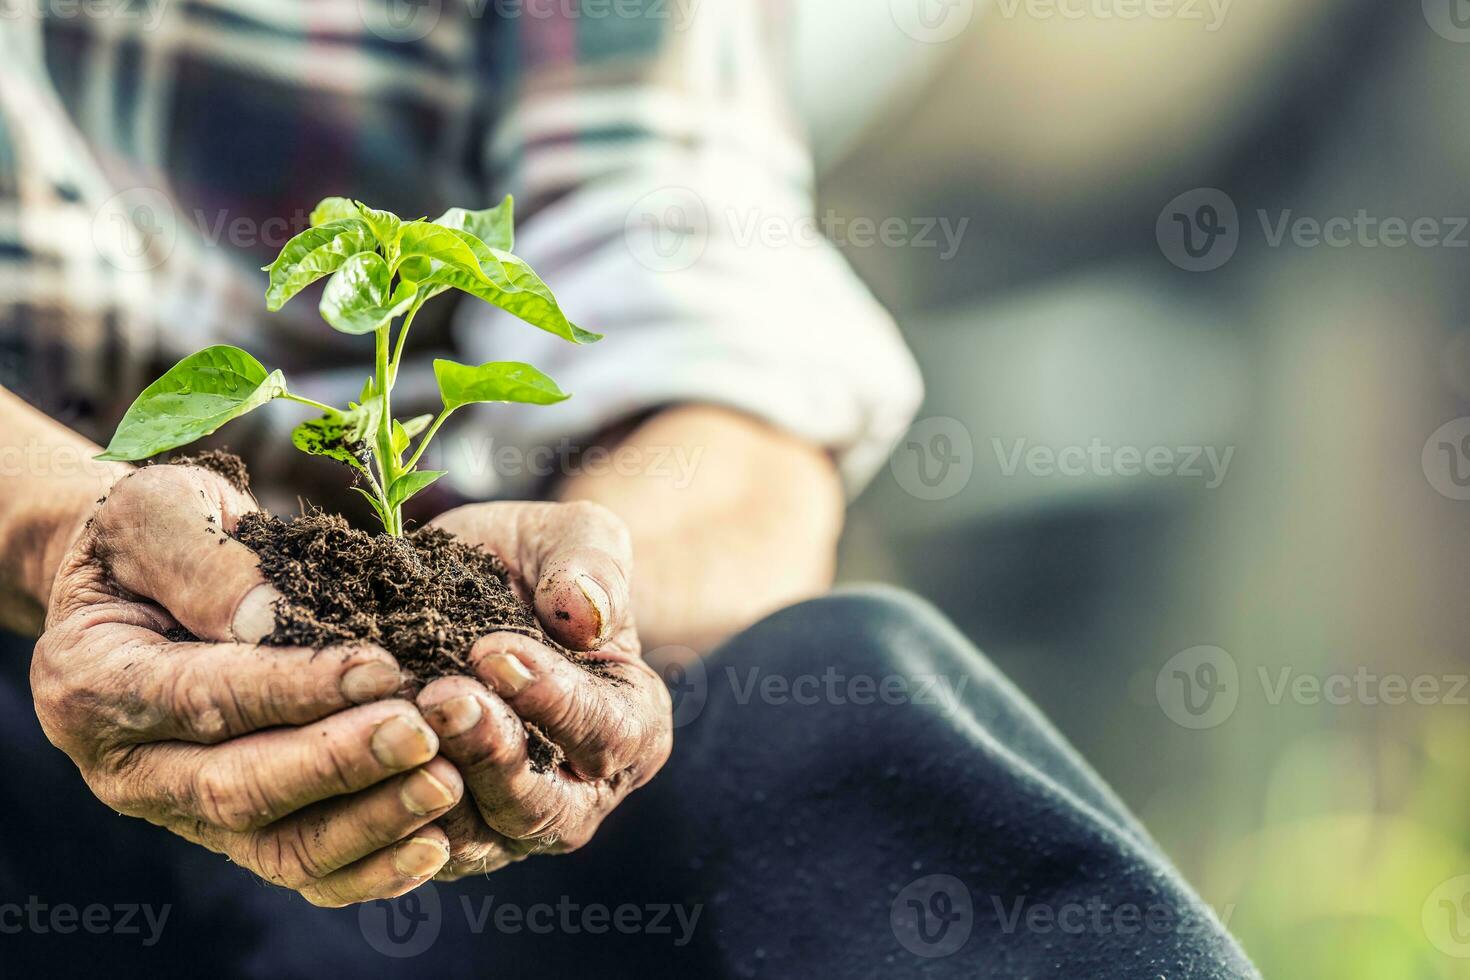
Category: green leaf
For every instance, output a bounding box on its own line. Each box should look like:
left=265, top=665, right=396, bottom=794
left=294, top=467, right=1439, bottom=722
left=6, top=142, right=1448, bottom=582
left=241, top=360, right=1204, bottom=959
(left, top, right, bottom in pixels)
left=400, top=413, right=434, bottom=438
left=397, top=221, right=493, bottom=281
left=351, top=486, right=393, bottom=530
left=290, top=398, right=383, bottom=474
left=433, top=195, right=514, bottom=251
left=433, top=359, right=569, bottom=411
left=410, top=230, right=599, bottom=345
left=293, top=417, right=368, bottom=474
left=344, top=397, right=386, bottom=443
left=391, top=414, right=434, bottom=456
left=96, top=346, right=286, bottom=461
left=353, top=201, right=403, bottom=252
left=387, top=470, right=446, bottom=509
left=319, top=252, right=417, bottom=334
left=310, top=197, right=359, bottom=227
left=483, top=247, right=601, bottom=344
left=264, top=218, right=374, bottom=311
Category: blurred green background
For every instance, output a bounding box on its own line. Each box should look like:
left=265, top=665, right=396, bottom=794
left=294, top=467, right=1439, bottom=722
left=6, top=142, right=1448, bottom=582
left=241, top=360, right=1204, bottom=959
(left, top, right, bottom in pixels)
left=810, top=1, right=1470, bottom=976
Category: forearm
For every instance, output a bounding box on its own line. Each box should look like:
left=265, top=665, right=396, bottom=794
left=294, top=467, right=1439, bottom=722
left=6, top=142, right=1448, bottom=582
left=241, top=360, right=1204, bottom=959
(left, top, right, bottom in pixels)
left=557, top=405, right=845, bottom=653
left=0, top=387, right=130, bottom=633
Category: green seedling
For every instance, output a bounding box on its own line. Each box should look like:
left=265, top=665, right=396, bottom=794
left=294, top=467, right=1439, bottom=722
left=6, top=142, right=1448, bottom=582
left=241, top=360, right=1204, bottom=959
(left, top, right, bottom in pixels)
left=97, top=195, right=595, bottom=535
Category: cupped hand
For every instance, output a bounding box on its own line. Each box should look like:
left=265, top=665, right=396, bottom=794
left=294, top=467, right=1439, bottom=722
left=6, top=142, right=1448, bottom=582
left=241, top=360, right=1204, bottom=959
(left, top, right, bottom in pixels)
left=416, top=501, right=673, bottom=878
left=32, top=464, right=460, bottom=906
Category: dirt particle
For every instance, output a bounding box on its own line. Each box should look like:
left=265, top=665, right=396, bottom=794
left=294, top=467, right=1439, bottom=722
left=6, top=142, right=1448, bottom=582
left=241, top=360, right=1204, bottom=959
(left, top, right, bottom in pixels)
left=172, top=448, right=251, bottom=494
left=554, top=609, right=570, bottom=621
left=525, top=723, right=566, bottom=774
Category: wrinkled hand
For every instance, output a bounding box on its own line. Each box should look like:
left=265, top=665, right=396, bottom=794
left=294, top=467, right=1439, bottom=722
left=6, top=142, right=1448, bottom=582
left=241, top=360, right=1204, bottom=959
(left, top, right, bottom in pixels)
left=417, top=501, right=672, bottom=879
left=32, top=464, right=463, bottom=906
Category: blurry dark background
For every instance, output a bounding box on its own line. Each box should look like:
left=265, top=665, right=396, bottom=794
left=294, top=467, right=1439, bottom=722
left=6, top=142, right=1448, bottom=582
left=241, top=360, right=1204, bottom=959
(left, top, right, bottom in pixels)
left=813, top=2, right=1470, bottom=975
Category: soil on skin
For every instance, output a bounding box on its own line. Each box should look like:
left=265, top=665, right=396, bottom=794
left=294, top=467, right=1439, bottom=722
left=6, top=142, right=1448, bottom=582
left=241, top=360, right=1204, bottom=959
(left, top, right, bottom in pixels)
left=172, top=449, right=251, bottom=495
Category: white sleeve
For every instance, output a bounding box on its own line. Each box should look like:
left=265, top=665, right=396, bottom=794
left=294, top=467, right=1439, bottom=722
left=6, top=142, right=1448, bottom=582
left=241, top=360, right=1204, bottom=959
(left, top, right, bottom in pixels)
left=447, top=3, right=923, bottom=499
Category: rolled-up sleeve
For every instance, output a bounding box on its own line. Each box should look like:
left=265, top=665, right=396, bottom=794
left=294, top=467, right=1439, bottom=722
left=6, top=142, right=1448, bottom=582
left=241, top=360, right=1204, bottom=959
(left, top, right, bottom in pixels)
left=452, top=0, right=923, bottom=499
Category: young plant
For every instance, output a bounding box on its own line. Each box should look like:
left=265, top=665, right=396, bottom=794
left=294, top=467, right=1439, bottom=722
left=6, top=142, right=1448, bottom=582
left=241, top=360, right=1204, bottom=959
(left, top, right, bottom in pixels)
left=96, top=196, right=596, bottom=535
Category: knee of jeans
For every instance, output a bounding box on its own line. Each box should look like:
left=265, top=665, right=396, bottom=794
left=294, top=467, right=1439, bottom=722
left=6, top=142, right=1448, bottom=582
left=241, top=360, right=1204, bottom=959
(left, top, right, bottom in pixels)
left=714, top=584, right=992, bottom=685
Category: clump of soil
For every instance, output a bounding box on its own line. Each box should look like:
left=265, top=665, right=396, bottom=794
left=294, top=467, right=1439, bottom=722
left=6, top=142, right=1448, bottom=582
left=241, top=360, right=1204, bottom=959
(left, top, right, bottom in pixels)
left=233, top=510, right=579, bottom=772
left=162, top=452, right=616, bottom=772
left=233, top=510, right=534, bottom=676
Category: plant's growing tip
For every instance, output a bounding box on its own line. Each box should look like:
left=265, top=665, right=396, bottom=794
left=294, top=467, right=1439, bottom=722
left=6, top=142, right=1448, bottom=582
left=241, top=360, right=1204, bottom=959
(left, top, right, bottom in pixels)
left=97, top=195, right=595, bottom=535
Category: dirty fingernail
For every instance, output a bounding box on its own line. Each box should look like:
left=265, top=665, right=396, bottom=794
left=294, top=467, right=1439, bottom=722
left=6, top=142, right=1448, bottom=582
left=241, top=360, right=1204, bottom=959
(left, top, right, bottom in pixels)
left=231, top=583, right=281, bottom=644
left=341, top=660, right=401, bottom=704
left=575, top=574, right=610, bottom=642
left=372, top=715, right=437, bottom=769
left=430, top=696, right=482, bottom=737
left=393, top=837, right=448, bottom=878
left=482, top=654, right=535, bottom=697
left=400, top=769, right=456, bottom=816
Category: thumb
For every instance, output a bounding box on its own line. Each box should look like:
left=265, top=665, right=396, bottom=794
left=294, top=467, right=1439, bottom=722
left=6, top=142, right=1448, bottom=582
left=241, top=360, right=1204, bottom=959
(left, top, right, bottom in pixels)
left=91, top=465, right=281, bottom=643
left=527, top=502, right=632, bottom=651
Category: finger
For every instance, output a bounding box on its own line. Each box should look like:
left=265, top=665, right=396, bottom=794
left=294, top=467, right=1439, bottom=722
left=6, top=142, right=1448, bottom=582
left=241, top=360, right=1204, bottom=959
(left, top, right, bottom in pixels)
left=298, top=825, right=451, bottom=908
left=232, top=758, right=463, bottom=891
left=526, top=502, right=632, bottom=650
left=93, top=465, right=281, bottom=643
left=114, top=700, right=439, bottom=833
left=88, top=627, right=402, bottom=744
left=417, top=675, right=594, bottom=844
left=431, top=501, right=632, bottom=650
left=469, top=631, right=666, bottom=782
left=432, top=800, right=525, bottom=878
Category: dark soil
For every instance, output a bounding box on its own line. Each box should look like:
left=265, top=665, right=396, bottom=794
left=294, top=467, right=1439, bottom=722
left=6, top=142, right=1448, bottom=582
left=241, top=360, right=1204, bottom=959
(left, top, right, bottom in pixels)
left=160, top=452, right=614, bottom=772
left=233, top=509, right=544, bottom=680
left=233, top=511, right=578, bottom=771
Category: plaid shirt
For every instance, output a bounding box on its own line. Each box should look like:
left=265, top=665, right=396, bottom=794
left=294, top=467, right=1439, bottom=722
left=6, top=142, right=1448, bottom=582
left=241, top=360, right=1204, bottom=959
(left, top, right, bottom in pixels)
left=0, top=1, right=920, bottom=498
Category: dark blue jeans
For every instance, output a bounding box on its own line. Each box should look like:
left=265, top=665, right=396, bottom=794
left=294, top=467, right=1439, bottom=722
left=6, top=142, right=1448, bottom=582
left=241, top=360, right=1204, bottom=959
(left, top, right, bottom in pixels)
left=0, top=588, right=1258, bottom=978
